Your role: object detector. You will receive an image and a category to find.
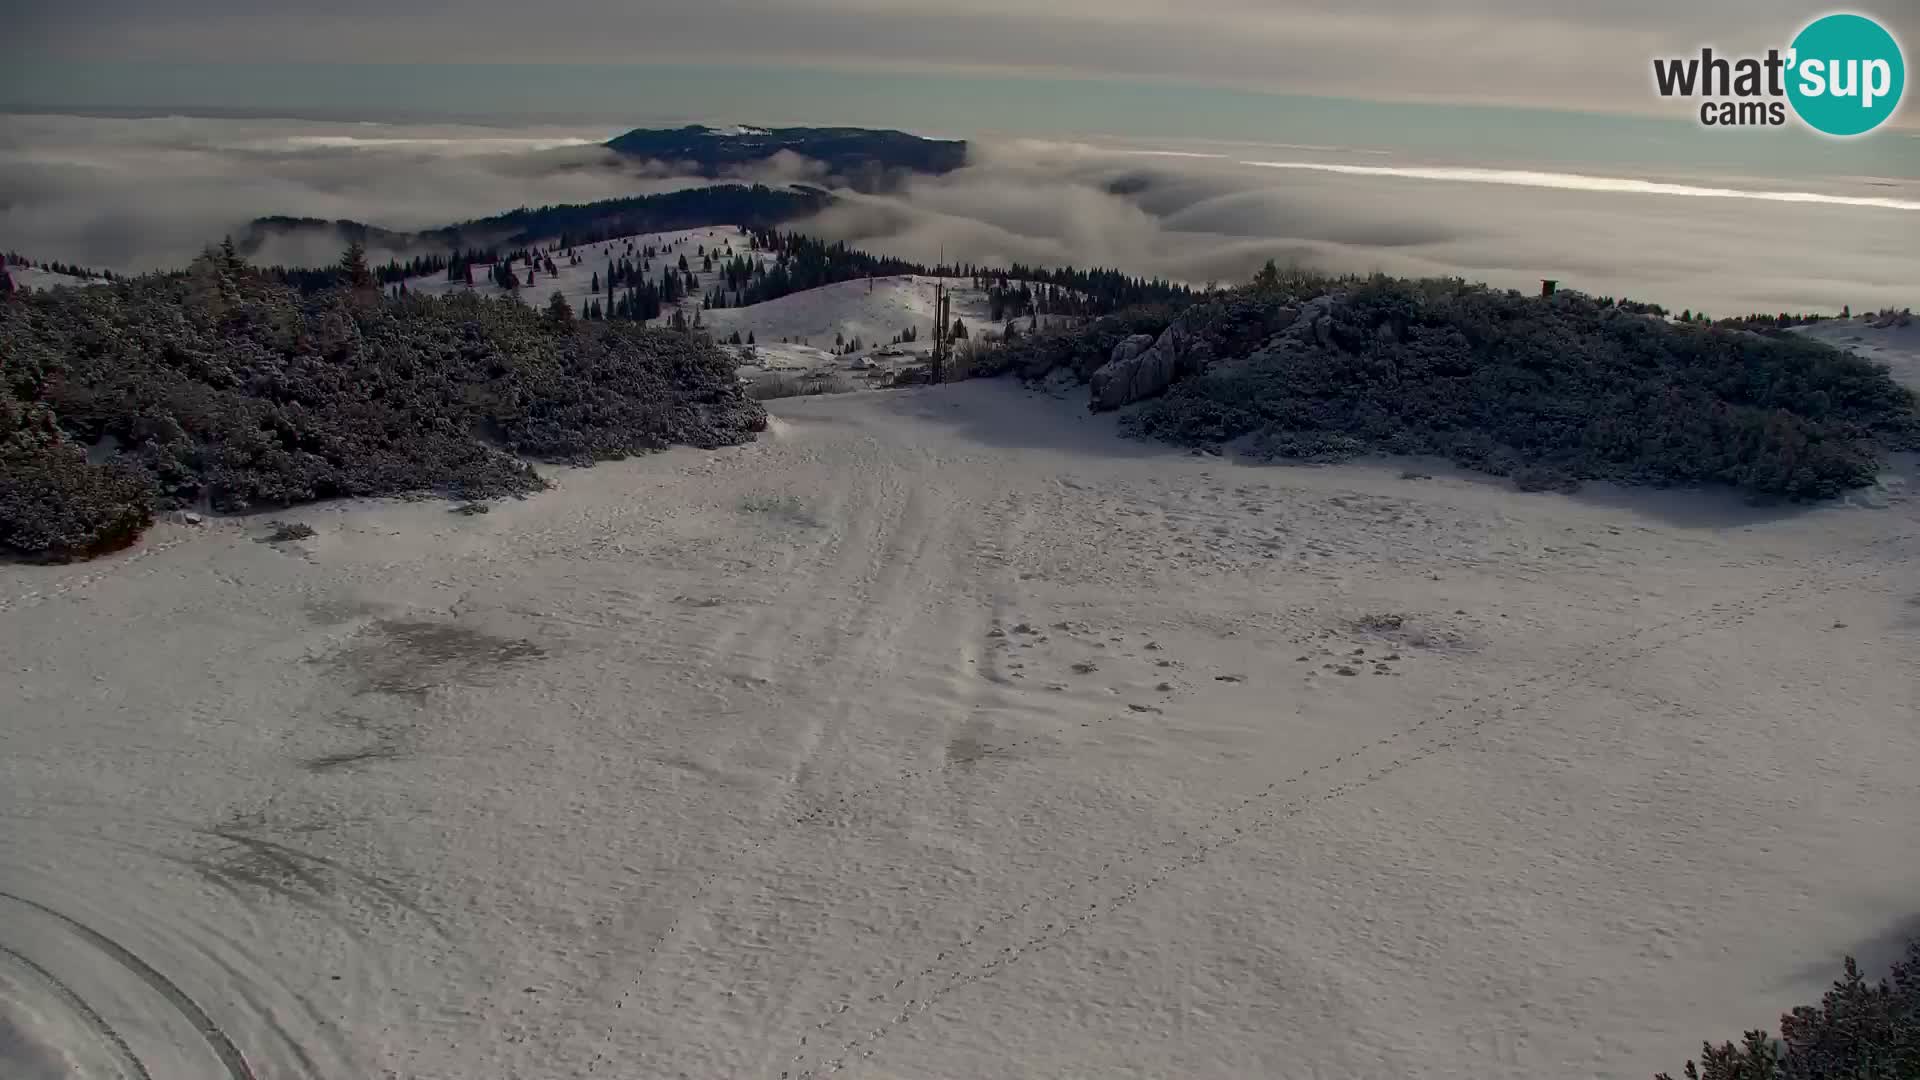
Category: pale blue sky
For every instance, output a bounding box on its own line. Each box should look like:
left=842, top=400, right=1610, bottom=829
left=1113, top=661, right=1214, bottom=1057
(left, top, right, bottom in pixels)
left=4, top=60, right=1915, bottom=180
left=5, top=0, right=1915, bottom=130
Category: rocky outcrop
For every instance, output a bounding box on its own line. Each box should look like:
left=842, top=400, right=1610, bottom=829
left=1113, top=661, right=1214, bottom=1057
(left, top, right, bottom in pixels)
left=1109, top=333, right=1156, bottom=369
left=1088, top=294, right=1341, bottom=411
left=1090, top=324, right=1195, bottom=410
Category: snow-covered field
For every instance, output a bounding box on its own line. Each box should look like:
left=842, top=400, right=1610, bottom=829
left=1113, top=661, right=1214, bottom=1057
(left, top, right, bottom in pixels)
left=3, top=325, right=1917, bottom=1078
left=6, top=266, right=101, bottom=292
left=405, top=225, right=1066, bottom=378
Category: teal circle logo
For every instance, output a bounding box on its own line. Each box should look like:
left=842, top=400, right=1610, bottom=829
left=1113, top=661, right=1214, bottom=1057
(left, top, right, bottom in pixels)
left=1787, top=13, right=1905, bottom=136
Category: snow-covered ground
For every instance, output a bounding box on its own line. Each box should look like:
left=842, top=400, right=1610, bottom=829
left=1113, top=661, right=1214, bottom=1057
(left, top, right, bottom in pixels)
left=697, top=274, right=995, bottom=350
left=1797, top=313, right=1920, bottom=393
left=5, top=266, right=101, bottom=292
left=408, top=225, right=770, bottom=320
left=4, top=355, right=1918, bottom=1078
left=405, top=225, right=1072, bottom=380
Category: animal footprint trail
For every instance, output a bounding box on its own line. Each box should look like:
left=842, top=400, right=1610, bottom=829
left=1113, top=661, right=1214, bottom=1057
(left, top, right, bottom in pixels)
left=0, top=533, right=198, bottom=614
left=779, top=541, right=1908, bottom=1078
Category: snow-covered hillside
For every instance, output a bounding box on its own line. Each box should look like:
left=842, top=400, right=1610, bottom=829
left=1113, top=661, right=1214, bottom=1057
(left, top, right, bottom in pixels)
left=404, top=225, right=1074, bottom=378
left=5, top=266, right=102, bottom=292
left=696, top=274, right=991, bottom=348
left=407, top=225, right=767, bottom=319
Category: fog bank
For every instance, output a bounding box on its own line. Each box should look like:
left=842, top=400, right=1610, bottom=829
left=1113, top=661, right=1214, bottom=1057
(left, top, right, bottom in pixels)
left=3, top=113, right=1914, bottom=316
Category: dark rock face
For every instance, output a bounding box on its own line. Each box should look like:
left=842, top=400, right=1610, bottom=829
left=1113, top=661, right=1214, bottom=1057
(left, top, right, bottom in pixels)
left=604, top=125, right=969, bottom=192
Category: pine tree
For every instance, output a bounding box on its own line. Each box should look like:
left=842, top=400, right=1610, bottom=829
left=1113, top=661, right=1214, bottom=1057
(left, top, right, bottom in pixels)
left=339, top=238, right=374, bottom=289
left=547, top=290, right=572, bottom=322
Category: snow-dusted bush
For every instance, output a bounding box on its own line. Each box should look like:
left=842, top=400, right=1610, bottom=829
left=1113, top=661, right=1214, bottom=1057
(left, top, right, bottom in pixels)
left=1659, top=941, right=1918, bottom=1079
left=1126, top=277, right=1917, bottom=500
left=1, top=252, right=765, bottom=559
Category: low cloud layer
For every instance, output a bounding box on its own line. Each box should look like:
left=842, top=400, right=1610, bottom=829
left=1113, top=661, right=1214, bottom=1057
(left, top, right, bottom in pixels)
left=795, top=138, right=1918, bottom=317
left=0, top=114, right=693, bottom=270
left=3, top=114, right=1914, bottom=318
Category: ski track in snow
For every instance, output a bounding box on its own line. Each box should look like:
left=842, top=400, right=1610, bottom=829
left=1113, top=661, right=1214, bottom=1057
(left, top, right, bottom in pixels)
left=3, top=325, right=1918, bottom=1079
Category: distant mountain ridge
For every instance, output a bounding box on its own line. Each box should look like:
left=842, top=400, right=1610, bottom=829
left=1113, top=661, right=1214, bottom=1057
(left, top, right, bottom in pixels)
left=604, top=124, right=968, bottom=190
left=237, top=184, right=834, bottom=261
left=232, top=125, right=966, bottom=264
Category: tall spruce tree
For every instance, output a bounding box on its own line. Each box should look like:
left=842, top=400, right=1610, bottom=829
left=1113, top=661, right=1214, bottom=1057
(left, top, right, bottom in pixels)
left=339, top=238, right=374, bottom=289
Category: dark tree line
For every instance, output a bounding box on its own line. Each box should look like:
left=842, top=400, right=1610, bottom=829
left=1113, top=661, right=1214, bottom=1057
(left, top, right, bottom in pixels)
left=237, top=185, right=830, bottom=261
left=2, top=252, right=119, bottom=281
left=727, top=229, right=1194, bottom=316
left=976, top=263, right=1193, bottom=316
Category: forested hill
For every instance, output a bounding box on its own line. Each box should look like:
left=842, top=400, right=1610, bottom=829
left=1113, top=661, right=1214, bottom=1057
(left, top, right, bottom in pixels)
left=716, top=229, right=1197, bottom=316
left=604, top=125, right=967, bottom=190
left=239, top=184, right=832, bottom=263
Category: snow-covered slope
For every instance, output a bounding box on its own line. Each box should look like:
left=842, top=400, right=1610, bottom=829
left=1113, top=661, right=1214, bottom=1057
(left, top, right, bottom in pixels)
left=4, top=379, right=1916, bottom=1080
left=1796, top=314, right=1920, bottom=393
left=405, top=225, right=1072, bottom=376
left=407, top=225, right=768, bottom=319
left=6, top=267, right=102, bottom=292
left=695, top=274, right=992, bottom=349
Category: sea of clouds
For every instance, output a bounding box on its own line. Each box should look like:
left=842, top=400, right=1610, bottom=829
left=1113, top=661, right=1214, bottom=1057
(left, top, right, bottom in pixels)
left=2, top=113, right=1914, bottom=317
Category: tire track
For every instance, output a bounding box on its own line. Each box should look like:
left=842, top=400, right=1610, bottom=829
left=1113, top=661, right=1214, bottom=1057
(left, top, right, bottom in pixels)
left=781, top=535, right=1909, bottom=1077
left=0, top=942, right=154, bottom=1080
left=585, top=465, right=948, bottom=1073
left=0, top=890, right=256, bottom=1080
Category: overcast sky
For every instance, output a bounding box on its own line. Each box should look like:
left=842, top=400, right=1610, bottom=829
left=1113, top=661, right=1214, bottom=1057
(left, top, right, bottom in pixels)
left=7, top=1, right=1916, bottom=124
